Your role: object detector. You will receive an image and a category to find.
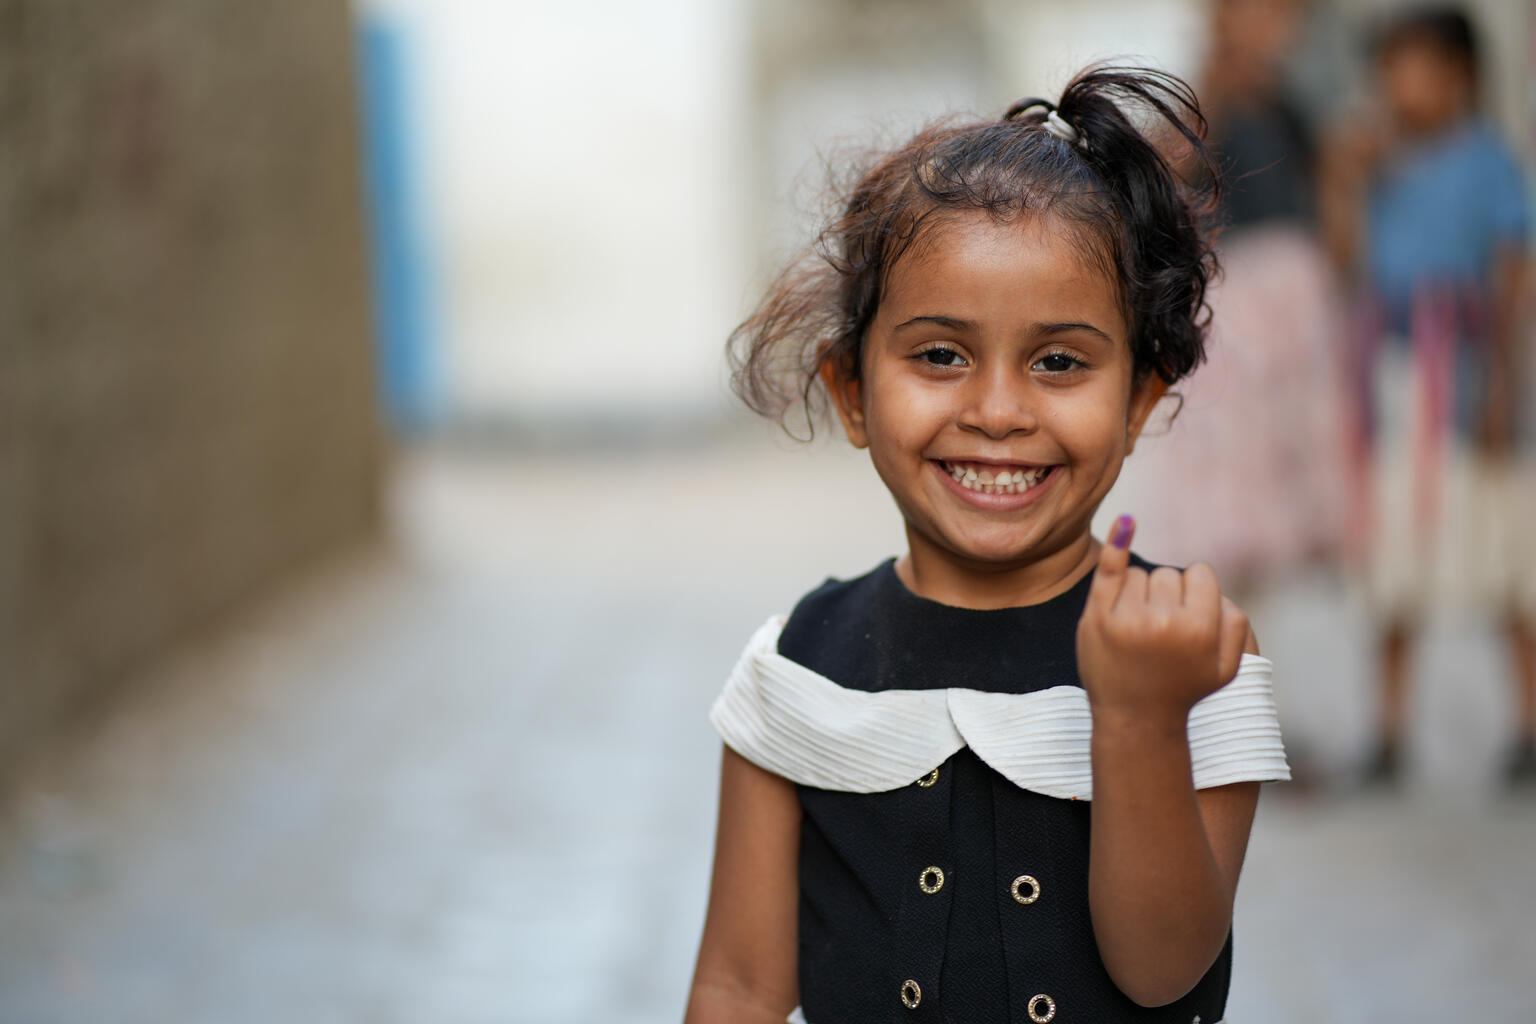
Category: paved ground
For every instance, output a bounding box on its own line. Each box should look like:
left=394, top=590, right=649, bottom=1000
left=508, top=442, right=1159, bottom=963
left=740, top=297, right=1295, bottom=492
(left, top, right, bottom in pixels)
left=2, top=441, right=1533, bottom=1023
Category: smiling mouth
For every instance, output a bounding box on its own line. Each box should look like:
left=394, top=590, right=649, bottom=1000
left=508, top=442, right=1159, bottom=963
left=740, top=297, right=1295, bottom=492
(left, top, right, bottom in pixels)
left=938, top=460, right=1056, bottom=495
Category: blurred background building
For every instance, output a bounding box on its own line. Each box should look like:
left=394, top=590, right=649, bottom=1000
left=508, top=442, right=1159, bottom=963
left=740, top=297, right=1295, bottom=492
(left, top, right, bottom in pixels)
left=385, top=0, right=1530, bottom=433
left=1, top=0, right=1534, bottom=1021
left=0, top=1, right=380, bottom=783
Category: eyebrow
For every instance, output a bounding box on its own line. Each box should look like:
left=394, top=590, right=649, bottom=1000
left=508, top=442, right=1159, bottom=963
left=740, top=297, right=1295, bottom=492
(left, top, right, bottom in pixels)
left=893, top=314, right=1115, bottom=344
left=1038, top=321, right=1115, bottom=344
left=893, top=314, right=975, bottom=332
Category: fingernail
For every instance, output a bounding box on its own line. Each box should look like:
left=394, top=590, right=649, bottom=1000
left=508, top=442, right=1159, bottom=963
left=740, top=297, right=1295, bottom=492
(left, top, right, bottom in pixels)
left=1109, top=514, right=1134, bottom=550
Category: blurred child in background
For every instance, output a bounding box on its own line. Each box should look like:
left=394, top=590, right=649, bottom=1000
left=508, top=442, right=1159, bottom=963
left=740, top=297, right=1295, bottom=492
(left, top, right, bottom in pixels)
left=1319, top=6, right=1534, bottom=787
left=1134, top=0, right=1349, bottom=600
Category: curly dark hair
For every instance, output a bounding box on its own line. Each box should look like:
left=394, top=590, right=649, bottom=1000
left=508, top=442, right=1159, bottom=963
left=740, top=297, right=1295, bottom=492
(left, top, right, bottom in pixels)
left=728, top=65, right=1221, bottom=436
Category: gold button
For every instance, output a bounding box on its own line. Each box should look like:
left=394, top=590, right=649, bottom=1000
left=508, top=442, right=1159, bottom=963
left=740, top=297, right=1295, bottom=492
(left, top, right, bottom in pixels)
left=916, top=767, right=939, bottom=787
left=1028, top=993, right=1056, bottom=1022
left=900, top=979, right=922, bottom=1009
left=1010, top=874, right=1041, bottom=905
left=918, top=866, right=945, bottom=894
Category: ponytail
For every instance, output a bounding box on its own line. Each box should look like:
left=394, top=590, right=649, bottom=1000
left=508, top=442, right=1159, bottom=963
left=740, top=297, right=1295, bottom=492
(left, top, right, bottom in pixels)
left=1009, top=67, right=1220, bottom=383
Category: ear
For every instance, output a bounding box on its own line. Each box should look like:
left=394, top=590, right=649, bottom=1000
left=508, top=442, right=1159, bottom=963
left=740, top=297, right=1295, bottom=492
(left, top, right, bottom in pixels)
left=1124, top=373, right=1169, bottom=455
left=820, top=358, right=869, bottom=449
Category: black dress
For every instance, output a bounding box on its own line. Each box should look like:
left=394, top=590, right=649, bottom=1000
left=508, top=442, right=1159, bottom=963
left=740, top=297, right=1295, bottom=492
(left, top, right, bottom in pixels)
left=775, top=558, right=1235, bottom=1024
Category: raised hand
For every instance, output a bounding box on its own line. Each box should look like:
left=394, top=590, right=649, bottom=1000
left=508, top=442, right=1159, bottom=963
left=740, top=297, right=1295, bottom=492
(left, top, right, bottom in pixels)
left=1076, top=515, right=1248, bottom=720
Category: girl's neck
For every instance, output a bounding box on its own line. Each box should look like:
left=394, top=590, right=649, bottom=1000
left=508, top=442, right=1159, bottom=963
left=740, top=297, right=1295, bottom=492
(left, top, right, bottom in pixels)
left=895, top=530, right=1101, bottom=610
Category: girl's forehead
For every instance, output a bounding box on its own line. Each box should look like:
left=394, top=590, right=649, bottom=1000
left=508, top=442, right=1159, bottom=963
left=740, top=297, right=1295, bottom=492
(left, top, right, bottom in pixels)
left=898, top=209, right=1116, bottom=282
left=883, top=212, right=1126, bottom=330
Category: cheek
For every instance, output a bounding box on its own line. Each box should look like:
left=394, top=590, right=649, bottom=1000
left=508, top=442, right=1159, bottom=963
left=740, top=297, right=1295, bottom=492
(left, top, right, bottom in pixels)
left=1044, top=390, right=1135, bottom=458
left=865, top=376, right=939, bottom=443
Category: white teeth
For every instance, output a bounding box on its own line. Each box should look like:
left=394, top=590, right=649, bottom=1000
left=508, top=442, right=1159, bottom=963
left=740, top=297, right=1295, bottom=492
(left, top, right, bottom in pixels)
left=945, top=462, right=1049, bottom=495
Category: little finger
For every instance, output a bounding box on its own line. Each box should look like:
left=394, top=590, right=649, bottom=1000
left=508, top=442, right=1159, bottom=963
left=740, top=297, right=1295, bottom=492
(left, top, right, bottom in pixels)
left=1216, top=596, right=1250, bottom=683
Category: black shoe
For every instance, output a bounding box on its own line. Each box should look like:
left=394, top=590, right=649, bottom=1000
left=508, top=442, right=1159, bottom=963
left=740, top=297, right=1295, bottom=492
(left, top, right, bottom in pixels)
left=1501, top=739, right=1536, bottom=790
left=1359, top=740, right=1402, bottom=789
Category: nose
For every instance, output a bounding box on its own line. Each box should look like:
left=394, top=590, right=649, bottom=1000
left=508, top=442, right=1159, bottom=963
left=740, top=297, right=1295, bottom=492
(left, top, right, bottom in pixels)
left=956, top=363, right=1038, bottom=438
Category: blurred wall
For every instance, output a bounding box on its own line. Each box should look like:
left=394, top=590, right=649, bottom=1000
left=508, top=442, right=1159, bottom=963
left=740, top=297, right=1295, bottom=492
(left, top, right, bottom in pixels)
left=0, top=2, right=382, bottom=776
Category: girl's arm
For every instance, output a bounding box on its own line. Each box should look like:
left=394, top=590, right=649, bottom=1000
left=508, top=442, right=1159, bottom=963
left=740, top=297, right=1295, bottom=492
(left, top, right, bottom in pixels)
left=1076, top=519, right=1261, bottom=1007
left=1316, top=116, right=1384, bottom=280
left=684, top=745, right=800, bottom=1024
left=1480, top=244, right=1530, bottom=457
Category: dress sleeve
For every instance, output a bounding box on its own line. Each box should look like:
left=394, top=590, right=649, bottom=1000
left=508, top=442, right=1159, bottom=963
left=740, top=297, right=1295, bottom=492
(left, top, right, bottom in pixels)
left=708, top=616, right=964, bottom=793
left=950, top=653, right=1290, bottom=799
left=1185, top=654, right=1291, bottom=789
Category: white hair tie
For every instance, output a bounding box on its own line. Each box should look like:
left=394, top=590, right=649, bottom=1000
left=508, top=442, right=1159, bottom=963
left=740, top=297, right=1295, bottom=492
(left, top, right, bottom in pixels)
left=1044, top=109, right=1081, bottom=146
left=1006, top=98, right=1087, bottom=150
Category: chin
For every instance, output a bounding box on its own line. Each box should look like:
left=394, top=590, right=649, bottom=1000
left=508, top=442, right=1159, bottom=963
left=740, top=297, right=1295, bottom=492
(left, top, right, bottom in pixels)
left=944, top=533, right=1057, bottom=568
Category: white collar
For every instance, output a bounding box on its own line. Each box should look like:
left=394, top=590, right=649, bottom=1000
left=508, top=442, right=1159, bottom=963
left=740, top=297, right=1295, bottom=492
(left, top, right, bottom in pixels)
left=710, top=616, right=1289, bottom=799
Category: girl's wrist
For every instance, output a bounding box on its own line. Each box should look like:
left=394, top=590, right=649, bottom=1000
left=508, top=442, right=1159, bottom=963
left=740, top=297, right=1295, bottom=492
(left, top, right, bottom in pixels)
left=1089, top=702, right=1190, bottom=749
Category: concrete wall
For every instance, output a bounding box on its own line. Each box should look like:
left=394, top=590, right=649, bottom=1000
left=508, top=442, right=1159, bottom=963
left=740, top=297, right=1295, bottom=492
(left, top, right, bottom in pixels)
left=0, top=1, right=382, bottom=774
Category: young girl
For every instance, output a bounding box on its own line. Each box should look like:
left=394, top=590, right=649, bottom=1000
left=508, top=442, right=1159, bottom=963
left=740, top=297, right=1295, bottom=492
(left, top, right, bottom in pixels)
left=686, top=67, right=1290, bottom=1023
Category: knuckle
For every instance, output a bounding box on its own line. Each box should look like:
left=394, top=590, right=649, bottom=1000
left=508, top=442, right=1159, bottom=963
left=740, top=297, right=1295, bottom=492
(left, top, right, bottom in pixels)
left=1186, top=561, right=1218, bottom=583
left=1108, top=611, right=1143, bottom=637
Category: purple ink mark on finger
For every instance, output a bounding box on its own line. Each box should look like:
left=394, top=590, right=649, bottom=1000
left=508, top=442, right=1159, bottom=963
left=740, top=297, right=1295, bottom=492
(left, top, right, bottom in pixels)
left=1109, top=515, right=1134, bottom=550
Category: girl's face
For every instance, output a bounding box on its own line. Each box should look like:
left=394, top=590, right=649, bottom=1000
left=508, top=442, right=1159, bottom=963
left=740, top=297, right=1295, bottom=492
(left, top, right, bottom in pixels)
left=829, top=212, right=1164, bottom=600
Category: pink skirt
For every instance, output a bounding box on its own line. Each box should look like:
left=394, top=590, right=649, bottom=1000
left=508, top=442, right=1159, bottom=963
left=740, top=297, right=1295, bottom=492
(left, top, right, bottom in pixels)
left=1124, top=225, right=1351, bottom=585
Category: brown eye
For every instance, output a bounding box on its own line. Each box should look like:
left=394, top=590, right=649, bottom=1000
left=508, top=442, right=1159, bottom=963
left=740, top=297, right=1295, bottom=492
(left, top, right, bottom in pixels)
left=1033, top=352, right=1083, bottom=373
left=919, top=346, right=966, bottom=367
